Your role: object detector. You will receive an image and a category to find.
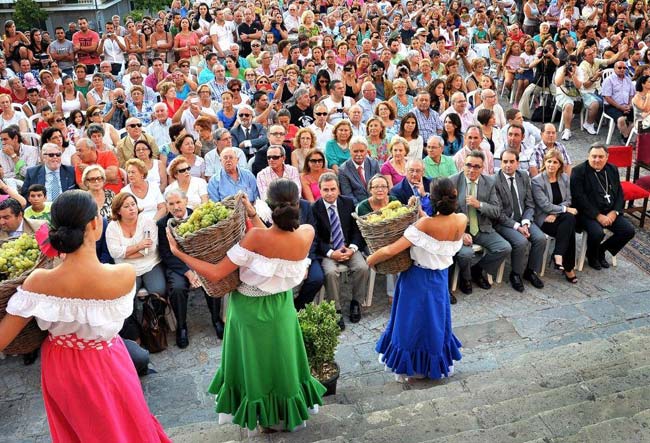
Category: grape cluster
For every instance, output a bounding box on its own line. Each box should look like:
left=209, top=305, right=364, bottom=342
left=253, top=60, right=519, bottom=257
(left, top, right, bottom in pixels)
left=0, top=234, right=40, bottom=279
left=366, top=201, right=411, bottom=224
left=176, top=201, right=234, bottom=237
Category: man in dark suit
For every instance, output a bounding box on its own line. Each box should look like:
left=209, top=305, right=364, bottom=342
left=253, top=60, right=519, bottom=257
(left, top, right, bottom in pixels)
left=449, top=150, right=511, bottom=294
left=250, top=125, right=292, bottom=176
left=570, top=143, right=635, bottom=270
left=230, top=105, right=269, bottom=161
left=339, top=137, right=380, bottom=205
left=21, top=143, right=77, bottom=201
left=313, top=172, right=369, bottom=329
left=389, top=158, right=433, bottom=215
left=494, top=149, right=546, bottom=292
left=293, top=199, right=324, bottom=310
left=157, top=189, right=223, bottom=348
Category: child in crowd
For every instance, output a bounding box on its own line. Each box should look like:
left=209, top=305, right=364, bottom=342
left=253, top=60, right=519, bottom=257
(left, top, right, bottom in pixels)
left=23, top=184, right=51, bottom=222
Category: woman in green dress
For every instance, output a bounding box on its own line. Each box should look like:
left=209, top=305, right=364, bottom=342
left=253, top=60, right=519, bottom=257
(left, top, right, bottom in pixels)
left=166, top=180, right=326, bottom=432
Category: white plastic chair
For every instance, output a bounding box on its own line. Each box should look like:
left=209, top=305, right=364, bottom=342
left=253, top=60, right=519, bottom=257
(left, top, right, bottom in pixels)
left=596, top=68, right=616, bottom=144
left=577, top=230, right=618, bottom=272
left=27, top=113, right=41, bottom=133
left=21, top=132, right=40, bottom=148
left=450, top=245, right=506, bottom=292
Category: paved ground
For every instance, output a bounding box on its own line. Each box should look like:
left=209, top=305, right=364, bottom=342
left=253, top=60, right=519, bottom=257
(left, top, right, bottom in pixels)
left=1, top=118, right=650, bottom=442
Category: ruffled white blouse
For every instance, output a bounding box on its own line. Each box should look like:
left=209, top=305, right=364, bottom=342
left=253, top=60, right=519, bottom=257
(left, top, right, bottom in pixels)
left=404, top=225, right=463, bottom=270
left=226, top=244, right=310, bottom=295
left=6, top=286, right=136, bottom=341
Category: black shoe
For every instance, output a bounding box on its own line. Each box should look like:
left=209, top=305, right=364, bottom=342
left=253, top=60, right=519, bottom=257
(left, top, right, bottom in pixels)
left=176, top=327, right=189, bottom=349
left=214, top=320, right=225, bottom=340
left=336, top=310, right=345, bottom=331
left=450, top=292, right=457, bottom=304
left=472, top=273, right=491, bottom=290
left=523, top=269, right=544, bottom=289
left=587, top=257, right=602, bottom=270
left=459, top=279, right=473, bottom=295
left=22, top=350, right=38, bottom=366
left=349, top=300, right=361, bottom=323
left=599, top=257, right=610, bottom=269
left=510, top=272, right=525, bottom=292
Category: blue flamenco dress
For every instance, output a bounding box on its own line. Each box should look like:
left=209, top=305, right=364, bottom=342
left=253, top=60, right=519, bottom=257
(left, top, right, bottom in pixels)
left=376, top=225, right=463, bottom=380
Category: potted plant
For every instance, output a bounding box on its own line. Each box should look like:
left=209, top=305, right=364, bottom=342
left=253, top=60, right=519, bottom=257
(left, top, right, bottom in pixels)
left=298, top=300, right=341, bottom=396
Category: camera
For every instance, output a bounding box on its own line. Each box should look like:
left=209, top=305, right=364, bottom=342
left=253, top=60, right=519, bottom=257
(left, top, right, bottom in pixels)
left=543, top=49, right=549, bottom=55
left=458, top=46, right=467, bottom=55
left=566, top=65, right=573, bottom=75
left=337, top=108, right=344, bottom=113
left=116, top=97, right=125, bottom=104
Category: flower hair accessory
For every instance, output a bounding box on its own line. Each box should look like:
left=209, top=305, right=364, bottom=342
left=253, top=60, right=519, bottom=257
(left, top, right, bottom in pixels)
left=35, top=223, right=59, bottom=258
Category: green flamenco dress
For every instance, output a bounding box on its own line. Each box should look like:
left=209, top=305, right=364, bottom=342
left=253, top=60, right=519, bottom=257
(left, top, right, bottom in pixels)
left=208, top=244, right=326, bottom=431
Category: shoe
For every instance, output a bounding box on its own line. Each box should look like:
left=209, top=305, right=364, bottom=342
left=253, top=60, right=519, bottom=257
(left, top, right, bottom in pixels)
left=349, top=300, right=361, bottom=323
left=22, top=350, right=38, bottom=366
left=599, top=256, right=610, bottom=269
left=587, top=257, right=602, bottom=270
left=523, top=269, right=544, bottom=289
left=582, top=121, right=597, bottom=135
left=509, top=272, right=525, bottom=292
left=176, top=327, right=189, bottom=349
left=472, top=272, right=491, bottom=290
left=459, top=279, right=473, bottom=295
left=450, top=291, right=457, bottom=304
left=336, top=310, right=345, bottom=331
left=564, top=271, right=578, bottom=284
left=553, top=262, right=565, bottom=271
left=561, top=128, right=571, bottom=141
left=214, top=320, right=225, bottom=340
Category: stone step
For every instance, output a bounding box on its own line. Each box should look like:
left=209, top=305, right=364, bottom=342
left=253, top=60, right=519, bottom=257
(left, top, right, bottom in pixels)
left=551, top=409, right=650, bottom=443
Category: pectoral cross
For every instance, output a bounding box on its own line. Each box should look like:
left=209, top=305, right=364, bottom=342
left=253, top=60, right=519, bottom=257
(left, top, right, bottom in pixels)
left=604, top=193, right=611, bottom=204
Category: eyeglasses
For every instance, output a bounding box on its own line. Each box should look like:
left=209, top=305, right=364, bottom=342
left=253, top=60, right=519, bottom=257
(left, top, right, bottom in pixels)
left=269, top=132, right=285, bottom=136
left=251, top=44, right=261, bottom=47
left=230, top=88, right=241, bottom=92
left=314, top=112, right=328, bottom=116
left=43, top=152, right=62, bottom=157
left=128, top=123, right=143, bottom=128
left=86, top=176, right=104, bottom=182
left=308, top=158, right=324, bottom=163
left=176, top=166, right=192, bottom=174
left=267, top=155, right=283, bottom=160
left=407, top=168, right=423, bottom=174
left=464, top=163, right=482, bottom=170
left=135, top=148, right=150, bottom=152
left=239, top=113, right=251, bottom=117
left=616, top=66, right=626, bottom=70
left=55, top=118, right=64, bottom=123
left=371, top=185, right=388, bottom=190
left=426, top=144, right=440, bottom=149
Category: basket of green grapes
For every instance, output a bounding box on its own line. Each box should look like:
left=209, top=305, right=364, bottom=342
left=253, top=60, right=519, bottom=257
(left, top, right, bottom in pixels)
left=168, top=193, right=246, bottom=297
left=0, top=234, right=53, bottom=354
left=353, top=200, right=419, bottom=274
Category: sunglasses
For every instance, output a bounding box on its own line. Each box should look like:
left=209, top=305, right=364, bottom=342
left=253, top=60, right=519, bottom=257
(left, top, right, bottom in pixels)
left=180, top=64, right=190, bottom=67
left=314, top=112, right=328, bottom=116
left=267, top=155, right=283, bottom=160
left=230, top=88, right=241, bottom=91
left=86, top=176, right=104, bottom=182
left=269, top=132, right=285, bottom=136
left=43, top=152, right=62, bottom=157
left=176, top=166, right=192, bottom=174
left=308, top=158, right=324, bottom=163
left=239, top=113, right=251, bottom=117
left=258, top=80, right=269, bottom=84
left=128, top=123, right=143, bottom=128
left=55, top=118, right=64, bottom=123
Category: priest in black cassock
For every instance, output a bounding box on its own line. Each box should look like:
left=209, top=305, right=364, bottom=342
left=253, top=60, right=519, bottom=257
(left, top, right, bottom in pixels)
left=570, top=144, right=635, bottom=270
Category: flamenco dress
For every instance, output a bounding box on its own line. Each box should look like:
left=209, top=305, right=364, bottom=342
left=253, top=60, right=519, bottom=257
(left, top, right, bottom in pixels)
left=208, top=244, right=326, bottom=431
left=376, top=225, right=463, bottom=380
left=6, top=286, right=170, bottom=443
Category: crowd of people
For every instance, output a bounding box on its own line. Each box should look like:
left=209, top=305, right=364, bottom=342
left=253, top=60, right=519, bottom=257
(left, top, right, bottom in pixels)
left=0, top=0, right=645, bottom=437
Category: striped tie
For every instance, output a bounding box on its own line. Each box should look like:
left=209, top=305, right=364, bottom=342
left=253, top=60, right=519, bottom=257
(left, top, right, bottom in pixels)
left=49, top=171, right=61, bottom=201
left=468, top=181, right=479, bottom=236
left=328, top=205, right=345, bottom=250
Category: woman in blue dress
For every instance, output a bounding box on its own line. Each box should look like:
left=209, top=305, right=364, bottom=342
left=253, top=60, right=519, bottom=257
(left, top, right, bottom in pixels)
left=367, top=178, right=466, bottom=382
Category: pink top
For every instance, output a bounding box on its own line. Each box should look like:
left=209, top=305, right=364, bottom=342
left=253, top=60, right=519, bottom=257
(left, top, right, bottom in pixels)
left=309, top=182, right=321, bottom=200
left=380, top=160, right=406, bottom=185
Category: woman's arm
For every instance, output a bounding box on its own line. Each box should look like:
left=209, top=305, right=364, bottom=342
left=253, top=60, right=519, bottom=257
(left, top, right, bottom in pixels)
left=367, top=236, right=412, bottom=267
left=0, top=314, right=31, bottom=353
left=300, top=175, right=315, bottom=202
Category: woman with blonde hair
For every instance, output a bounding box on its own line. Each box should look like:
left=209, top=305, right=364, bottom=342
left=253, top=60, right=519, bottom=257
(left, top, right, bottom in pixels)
left=292, top=127, right=317, bottom=171
left=165, top=155, right=208, bottom=209
left=299, top=10, right=320, bottom=47
left=374, top=101, right=399, bottom=140
left=389, top=78, right=415, bottom=120
left=381, top=136, right=409, bottom=188
left=325, top=120, right=353, bottom=172
left=366, top=116, right=389, bottom=165
left=121, top=158, right=166, bottom=221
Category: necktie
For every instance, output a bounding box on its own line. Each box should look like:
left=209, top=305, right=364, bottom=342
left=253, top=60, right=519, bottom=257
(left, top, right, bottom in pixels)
left=412, top=185, right=420, bottom=197
left=244, top=127, right=250, bottom=140
left=328, top=205, right=345, bottom=250
left=468, top=181, right=479, bottom=236
left=49, top=171, right=61, bottom=201
left=510, top=177, right=522, bottom=221
left=357, top=165, right=366, bottom=187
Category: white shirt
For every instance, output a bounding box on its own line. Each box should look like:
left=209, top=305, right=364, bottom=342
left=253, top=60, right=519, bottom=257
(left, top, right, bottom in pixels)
left=308, top=123, right=333, bottom=150
left=102, top=36, right=126, bottom=63
left=209, top=21, right=236, bottom=53
left=120, top=184, right=164, bottom=220
left=145, top=118, right=172, bottom=148
left=106, top=214, right=161, bottom=276
left=165, top=177, right=208, bottom=210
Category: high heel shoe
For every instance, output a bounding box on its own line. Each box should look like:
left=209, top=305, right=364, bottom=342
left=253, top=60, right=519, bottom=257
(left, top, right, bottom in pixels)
left=564, top=271, right=578, bottom=284
left=553, top=261, right=564, bottom=271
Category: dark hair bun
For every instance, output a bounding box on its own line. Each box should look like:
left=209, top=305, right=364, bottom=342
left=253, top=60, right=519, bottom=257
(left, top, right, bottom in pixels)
left=48, top=226, right=86, bottom=254
left=430, top=177, right=458, bottom=216
left=271, top=202, right=300, bottom=231
left=266, top=178, right=300, bottom=232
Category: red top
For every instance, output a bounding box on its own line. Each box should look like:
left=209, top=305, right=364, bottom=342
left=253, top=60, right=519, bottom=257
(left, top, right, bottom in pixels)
left=75, top=150, right=122, bottom=194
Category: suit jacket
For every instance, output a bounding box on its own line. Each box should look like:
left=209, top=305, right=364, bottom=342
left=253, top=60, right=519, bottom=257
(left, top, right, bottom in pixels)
left=230, top=123, right=269, bottom=159
left=299, top=199, right=318, bottom=261
left=0, top=217, right=46, bottom=240
left=21, top=164, right=77, bottom=200
left=531, top=172, right=572, bottom=227
left=116, top=133, right=160, bottom=167
left=494, top=170, right=535, bottom=228
left=312, top=196, right=364, bottom=258
left=389, top=176, right=432, bottom=205
left=449, top=172, right=500, bottom=234
left=570, top=161, right=624, bottom=220
left=157, top=209, right=192, bottom=277
left=338, top=157, right=380, bottom=205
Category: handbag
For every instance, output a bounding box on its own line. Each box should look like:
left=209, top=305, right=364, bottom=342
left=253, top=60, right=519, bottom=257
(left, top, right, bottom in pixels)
left=140, top=292, right=171, bottom=353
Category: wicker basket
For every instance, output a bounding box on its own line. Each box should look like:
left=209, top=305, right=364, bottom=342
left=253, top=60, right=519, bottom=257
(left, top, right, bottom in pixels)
left=168, top=193, right=246, bottom=297
left=0, top=254, right=55, bottom=355
left=353, top=202, right=419, bottom=275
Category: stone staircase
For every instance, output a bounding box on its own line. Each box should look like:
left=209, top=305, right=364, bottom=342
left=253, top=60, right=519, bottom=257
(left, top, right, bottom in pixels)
left=167, top=326, right=650, bottom=443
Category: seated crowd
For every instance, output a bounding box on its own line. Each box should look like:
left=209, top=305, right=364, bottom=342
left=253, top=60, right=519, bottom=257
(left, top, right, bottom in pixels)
left=0, top=2, right=642, bottom=357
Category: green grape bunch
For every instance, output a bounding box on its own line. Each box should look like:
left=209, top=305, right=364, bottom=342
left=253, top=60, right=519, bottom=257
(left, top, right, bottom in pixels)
left=366, top=201, right=412, bottom=224
left=0, top=234, right=40, bottom=279
left=176, top=201, right=234, bottom=237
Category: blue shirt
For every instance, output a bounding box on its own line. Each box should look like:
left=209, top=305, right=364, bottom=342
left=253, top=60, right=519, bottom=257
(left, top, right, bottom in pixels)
left=127, top=101, right=155, bottom=125
left=207, top=167, right=259, bottom=203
